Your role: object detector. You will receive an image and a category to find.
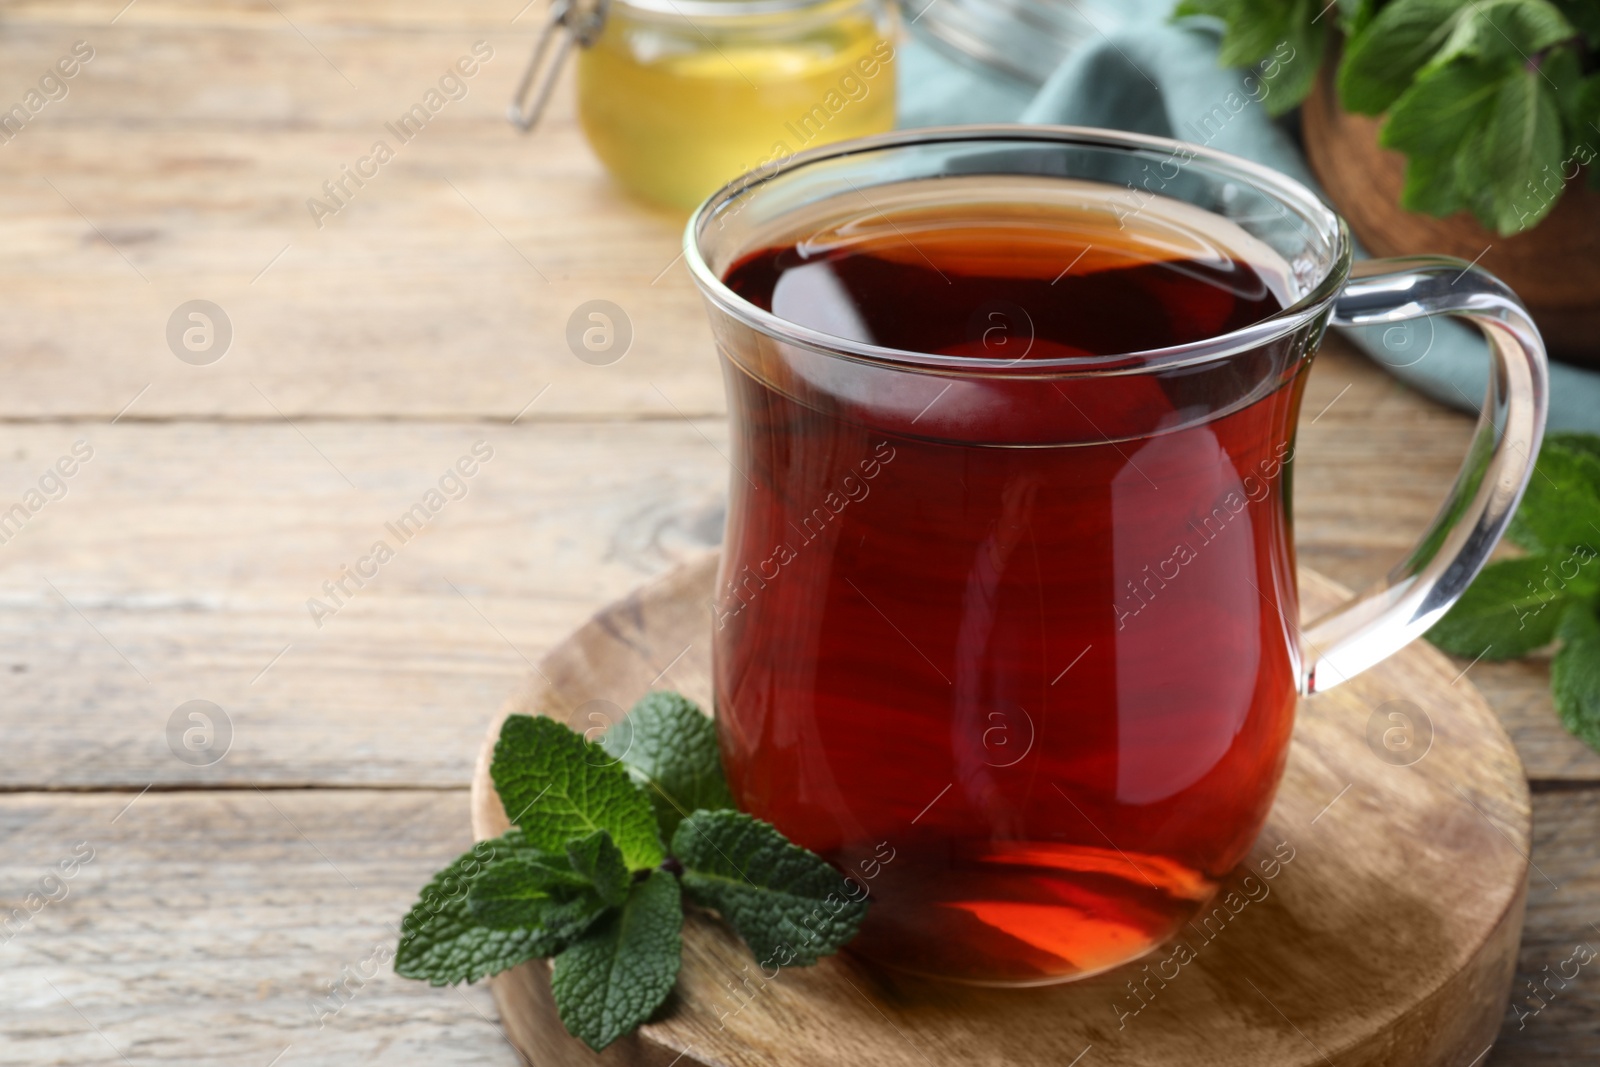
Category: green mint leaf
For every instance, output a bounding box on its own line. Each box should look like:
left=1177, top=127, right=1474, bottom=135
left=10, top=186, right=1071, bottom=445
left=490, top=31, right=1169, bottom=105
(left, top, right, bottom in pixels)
left=395, top=832, right=557, bottom=986
left=1172, top=0, right=1323, bottom=113
left=1338, top=0, right=1470, bottom=114
left=1173, top=0, right=1237, bottom=23
left=1543, top=432, right=1600, bottom=464
left=1383, top=61, right=1503, bottom=149
left=1554, top=0, right=1600, bottom=39
left=1457, top=67, right=1566, bottom=234
left=550, top=869, right=683, bottom=1051
left=1214, top=0, right=1295, bottom=70
left=1429, top=0, right=1574, bottom=69
left=1340, top=0, right=1378, bottom=34
left=1580, top=70, right=1600, bottom=133
left=1397, top=145, right=1471, bottom=217
left=672, top=809, right=869, bottom=968
left=492, top=714, right=664, bottom=871
left=604, top=691, right=735, bottom=840
left=465, top=853, right=613, bottom=946
left=1262, top=3, right=1325, bottom=116
left=1427, top=555, right=1596, bottom=658
left=567, top=829, right=631, bottom=906
left=1554, top=603, right=1600, bottom=753
left=1507, top=435, right=1600, bottom=553
left=1541, top=45, right=1591, bottom=157
left=1248, top=3, right=1324, bottom=115
left=1382, top=60, right=1501, bottom=217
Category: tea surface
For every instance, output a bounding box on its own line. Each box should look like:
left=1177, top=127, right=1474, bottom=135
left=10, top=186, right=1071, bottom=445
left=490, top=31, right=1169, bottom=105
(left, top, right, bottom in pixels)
left=725, top=209, right=1283, bottom=358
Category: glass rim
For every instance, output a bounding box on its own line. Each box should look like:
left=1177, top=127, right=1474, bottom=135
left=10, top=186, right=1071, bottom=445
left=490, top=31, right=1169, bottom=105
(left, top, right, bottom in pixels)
left=683, top=124, right=1353, bottom=377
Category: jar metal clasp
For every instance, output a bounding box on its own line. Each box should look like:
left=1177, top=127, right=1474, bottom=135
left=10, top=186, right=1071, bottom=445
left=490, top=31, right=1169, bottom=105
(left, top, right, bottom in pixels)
left=507, top=0, right=611, bottom=132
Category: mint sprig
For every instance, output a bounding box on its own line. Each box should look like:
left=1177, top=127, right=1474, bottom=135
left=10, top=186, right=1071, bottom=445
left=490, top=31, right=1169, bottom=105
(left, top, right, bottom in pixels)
left=1175, top=0, right=1600, bottom=236
left=1428, top=433, right=1600, bottom=752
left=395, top=692, right=870, bottom=1051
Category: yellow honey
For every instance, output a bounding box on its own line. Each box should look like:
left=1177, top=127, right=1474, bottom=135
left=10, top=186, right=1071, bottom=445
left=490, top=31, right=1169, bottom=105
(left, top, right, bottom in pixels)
left=575, top=0, right=898, bottom=212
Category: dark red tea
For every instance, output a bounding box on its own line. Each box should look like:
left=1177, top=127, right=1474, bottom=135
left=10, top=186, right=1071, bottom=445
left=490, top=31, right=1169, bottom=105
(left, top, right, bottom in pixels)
left=712, top=184, right=1312, bottom=983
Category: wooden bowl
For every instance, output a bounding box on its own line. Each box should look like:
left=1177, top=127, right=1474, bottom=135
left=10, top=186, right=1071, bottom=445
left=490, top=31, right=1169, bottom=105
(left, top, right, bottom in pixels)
left=1302, top=56, right=1600, bottom=366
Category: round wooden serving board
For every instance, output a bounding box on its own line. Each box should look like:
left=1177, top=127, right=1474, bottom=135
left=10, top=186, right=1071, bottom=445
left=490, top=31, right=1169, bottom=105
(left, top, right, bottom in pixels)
left=470, top=554, right=1530, bottom=1067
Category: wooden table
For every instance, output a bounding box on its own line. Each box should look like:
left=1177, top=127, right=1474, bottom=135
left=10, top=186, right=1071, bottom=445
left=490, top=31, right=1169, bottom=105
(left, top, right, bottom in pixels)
left=0, top=3, right=1593, bottom=1064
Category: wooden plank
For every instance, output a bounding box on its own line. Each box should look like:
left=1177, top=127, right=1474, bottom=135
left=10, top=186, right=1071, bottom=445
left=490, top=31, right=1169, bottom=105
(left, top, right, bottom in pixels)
left=1, top=0, right=543, bottom=30
left=1467, top=660, right=1600, bottom=780
left=1494, top=788, right=1600, bottom=1062
left=0, top=787, right=1592, bottom=1065
left=0, top=789, right=520, bottom=1067
left=0, top=19, right=717, bottom=421
left=0, top=419, right=729, bottom=789
left=0, top=356, right=1591, bottom=790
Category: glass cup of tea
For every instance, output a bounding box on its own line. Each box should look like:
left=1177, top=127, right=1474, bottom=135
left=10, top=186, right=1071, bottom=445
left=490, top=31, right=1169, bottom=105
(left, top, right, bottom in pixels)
left=684, top=126, right=1547, bottom=985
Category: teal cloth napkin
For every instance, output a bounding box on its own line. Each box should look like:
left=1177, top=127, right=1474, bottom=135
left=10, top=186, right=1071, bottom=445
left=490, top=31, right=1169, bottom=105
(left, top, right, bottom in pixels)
left=897, top=1, right=1599, bottom=431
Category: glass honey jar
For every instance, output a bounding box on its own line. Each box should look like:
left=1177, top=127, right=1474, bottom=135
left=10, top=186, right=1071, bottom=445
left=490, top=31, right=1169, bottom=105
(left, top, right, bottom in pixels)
left=511, top=0, right=899, bottom=211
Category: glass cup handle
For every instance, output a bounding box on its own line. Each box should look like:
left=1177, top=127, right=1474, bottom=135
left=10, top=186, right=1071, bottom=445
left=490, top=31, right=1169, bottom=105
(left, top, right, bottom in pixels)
left=1298, top=256, right=1550, bottom=695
